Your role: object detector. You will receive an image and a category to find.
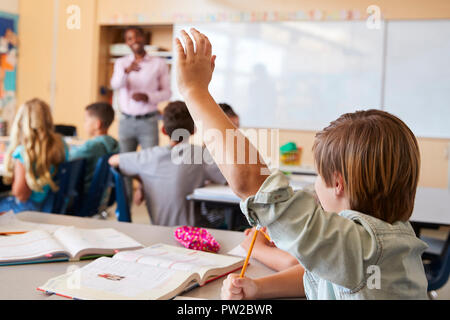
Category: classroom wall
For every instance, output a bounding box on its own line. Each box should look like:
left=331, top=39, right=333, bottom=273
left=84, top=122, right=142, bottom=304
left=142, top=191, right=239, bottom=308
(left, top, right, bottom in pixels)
left=0, top=0, right=19, bottom=14
left=17, top=0, right=450, bottom=188
left=17, top=0, right=54, bottom=106
left=97, top=0, right=450, bottom=23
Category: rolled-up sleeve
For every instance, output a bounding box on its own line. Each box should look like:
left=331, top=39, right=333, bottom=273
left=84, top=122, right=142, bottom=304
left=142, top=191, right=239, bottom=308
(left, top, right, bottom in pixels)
left=240, top=170, right=380, bottom=290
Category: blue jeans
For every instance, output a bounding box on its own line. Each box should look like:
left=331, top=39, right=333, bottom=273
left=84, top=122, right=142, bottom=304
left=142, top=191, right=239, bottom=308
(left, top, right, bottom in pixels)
left=0, top=196, right=41, bottom=214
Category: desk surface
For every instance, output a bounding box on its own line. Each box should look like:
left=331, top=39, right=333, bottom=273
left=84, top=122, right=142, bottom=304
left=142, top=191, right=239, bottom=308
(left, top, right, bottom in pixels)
left=0, top=212, right=275, bottom=300
left=279, top=165, right=317, bottom=176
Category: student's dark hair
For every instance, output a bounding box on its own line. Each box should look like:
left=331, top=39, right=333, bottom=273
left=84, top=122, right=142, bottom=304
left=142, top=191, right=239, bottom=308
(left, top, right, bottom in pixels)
left=219, top=103, right=238, bottom=118
left=123, top=26, right=145, bottom=39
left=163, top=101, right=195, bottom=142
left=85, top=102, right=115, bottom=130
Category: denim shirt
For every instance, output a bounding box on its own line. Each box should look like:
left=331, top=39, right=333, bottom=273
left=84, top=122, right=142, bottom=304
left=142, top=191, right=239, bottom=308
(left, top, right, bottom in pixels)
left=240, top=170, right=429, bottom=300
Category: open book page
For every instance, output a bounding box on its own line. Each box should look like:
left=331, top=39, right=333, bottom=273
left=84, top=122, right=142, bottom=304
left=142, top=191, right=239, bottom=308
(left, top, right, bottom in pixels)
left=0, top=212, right=61, bottom=234
left=53, top=227, right=143, bottom=260
left=39, top=257, right=198, bottom=300
left=227, top=244, right=248, bottom=258
left=113, top=243, right=244, bottom=285
left=0, top=230, right=68, bottom=263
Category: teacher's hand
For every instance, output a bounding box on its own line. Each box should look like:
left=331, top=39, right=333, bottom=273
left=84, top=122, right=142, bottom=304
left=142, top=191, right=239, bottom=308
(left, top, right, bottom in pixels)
left=132, top=93, right=149, bottom=103
left=125, top=61, right=141, bottom=74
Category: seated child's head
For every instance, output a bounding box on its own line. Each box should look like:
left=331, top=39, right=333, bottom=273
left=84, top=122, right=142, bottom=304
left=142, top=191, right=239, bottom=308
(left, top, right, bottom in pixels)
left=84, top=102, right=115, bottom=137
left=312, top=109, right=420, bottom=224
left=162, top=101, right=195, bottom=143
left=5, top=98, right=65, bottom=191
left=219, top=103, right=240, bottom=128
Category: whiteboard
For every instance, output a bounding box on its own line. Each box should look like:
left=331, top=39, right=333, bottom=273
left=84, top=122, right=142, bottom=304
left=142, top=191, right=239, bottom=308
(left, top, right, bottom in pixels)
left=384, top=20, right=450, bottom=139
left=172, top=21, right=385, bottom=130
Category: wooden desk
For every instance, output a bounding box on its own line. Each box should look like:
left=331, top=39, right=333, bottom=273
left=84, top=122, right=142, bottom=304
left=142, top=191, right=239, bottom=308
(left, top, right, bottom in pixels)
left=0, top=212, right=275, bottom=300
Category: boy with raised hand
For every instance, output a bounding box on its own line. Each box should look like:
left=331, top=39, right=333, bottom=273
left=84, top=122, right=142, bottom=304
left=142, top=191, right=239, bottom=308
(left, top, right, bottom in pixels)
left=175, top=29, right=428, bottom=300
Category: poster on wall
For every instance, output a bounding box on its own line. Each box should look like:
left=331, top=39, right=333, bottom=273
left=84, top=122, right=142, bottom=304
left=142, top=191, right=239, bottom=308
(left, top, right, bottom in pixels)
left=0, top=11, right=18, bottom=135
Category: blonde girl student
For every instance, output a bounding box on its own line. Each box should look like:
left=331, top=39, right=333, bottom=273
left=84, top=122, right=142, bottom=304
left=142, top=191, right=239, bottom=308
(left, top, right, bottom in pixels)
left=0, top=98, right=68, bottom=213
left=174, top=29, right=428, bottom=299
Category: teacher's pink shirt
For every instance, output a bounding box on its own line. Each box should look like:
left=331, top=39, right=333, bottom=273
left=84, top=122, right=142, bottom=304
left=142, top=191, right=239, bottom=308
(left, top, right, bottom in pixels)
left=110, top=54, right=171, bottom=116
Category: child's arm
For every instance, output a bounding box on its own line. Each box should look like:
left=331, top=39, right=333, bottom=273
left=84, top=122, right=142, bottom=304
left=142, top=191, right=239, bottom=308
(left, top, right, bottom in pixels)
left=221, top=264, right=306, bottom=300
left=68, top=141, right=91, bottom=161
left=11, top=162, right=32, bottom=202
left=241, top=228, right=299, bottom=272
left=175, top=29, right=268, bottom=200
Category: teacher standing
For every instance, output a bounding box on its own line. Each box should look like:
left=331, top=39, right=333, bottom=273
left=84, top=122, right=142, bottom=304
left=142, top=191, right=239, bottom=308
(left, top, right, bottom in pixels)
left=110, top=26, right=171, bottom=199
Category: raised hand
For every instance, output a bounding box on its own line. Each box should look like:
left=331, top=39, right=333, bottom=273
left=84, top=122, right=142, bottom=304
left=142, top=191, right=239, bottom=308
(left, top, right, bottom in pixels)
left=175, top=28, right=216, bottom=97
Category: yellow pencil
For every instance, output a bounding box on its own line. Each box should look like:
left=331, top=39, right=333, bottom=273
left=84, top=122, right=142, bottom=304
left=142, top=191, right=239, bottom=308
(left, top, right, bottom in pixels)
left=240, top=227, right=260, bottom=278
left=260, top=230, right=271, bottom=242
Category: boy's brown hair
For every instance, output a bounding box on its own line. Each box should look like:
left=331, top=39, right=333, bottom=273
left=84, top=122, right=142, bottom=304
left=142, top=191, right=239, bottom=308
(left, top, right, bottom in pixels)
left=163, top=101, right=195, bottom=142
left=85, top=102, right=115, bottom=130
left=313, top=109, right=420, bottom=224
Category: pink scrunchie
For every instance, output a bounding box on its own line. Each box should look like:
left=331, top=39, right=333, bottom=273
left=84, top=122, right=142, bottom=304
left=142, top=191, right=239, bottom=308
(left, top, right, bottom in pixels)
left=174, top=226, right=220, bottom=253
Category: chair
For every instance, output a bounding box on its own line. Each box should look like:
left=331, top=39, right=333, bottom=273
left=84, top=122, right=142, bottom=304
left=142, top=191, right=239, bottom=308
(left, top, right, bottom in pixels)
left=54, top=125, right=77, bottom=137
left=41, top=159, right=85, bottom=214
left=76, top=155, right=115, bottom=217
left=110, top=167, right=132, bottom=223
left=422, top=232, right=450, bottom=294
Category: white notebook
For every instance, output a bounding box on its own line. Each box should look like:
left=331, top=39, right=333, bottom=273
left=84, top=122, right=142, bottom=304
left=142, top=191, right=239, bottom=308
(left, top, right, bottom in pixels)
left=0, top=227, right=143, bottom=265
left=38, top=243, right=245, bottom=300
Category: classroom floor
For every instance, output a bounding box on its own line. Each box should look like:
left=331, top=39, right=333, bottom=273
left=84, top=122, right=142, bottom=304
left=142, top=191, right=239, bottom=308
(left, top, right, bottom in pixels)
left=104, top=203, right=450, bottom=300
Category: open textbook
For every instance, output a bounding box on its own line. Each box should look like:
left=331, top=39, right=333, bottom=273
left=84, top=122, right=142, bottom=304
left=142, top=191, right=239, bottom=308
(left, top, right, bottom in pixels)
left=0, top=227, right=143, bottom=265
left=38, top=243, right=245, bottom=300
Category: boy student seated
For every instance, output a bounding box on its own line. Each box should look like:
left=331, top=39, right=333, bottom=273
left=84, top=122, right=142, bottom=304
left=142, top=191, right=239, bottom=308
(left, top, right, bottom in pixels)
left=0, top=98, right=69, bottom=213
left=175, top=29, right=428, bottom=299
left=69, top=102, right=119, bottom=192
left=108, top=100, right=226, bottom=227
